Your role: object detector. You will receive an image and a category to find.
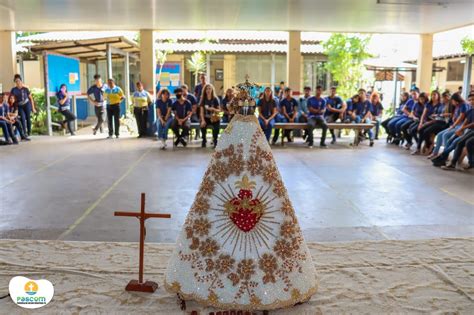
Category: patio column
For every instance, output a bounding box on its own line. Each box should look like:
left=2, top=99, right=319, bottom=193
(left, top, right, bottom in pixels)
left=223, top=55, right=236, bottom=90
left=140, top=30, right=156, bottom=94
left=287, top=31, right=301, bottom=95
left=462, top=55, right=472, bottom=99
left=416, top=33, right=433, bottom=92
left=0, top=31, right=17, bottom=92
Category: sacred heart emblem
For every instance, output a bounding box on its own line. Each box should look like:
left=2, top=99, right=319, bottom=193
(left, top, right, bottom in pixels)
left=225, top=175, right=264, bottom=232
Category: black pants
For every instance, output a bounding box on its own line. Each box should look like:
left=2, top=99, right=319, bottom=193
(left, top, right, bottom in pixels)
left=451, top=130, right=474, bottom=165
left=201, top=117, right=220, bottom=144
left=107, top=105, right=120, bottom=137
left=407, top=121, right=420, bottom=145
left=400, top=118, right=414, bottom=142
left=18, top=104, right=32, bottom=136
left=416, top=121, right=435, bottom=150
left=134, top=107, right=148, bottom=137
left=381, top=117, right=393, bottom=136
left=60, top=109, right=76, bottom=134
left=326, top=112, right=341, bottom=140
left=307, top=116, right=327, bottom=145
left=421, top=120, right=448, bottom=147
left=466, top=136, right=474, bottom=167
left=298, top=115, right=308, bottom=138
left=171, top=119, right=190, bottom=139
left=94, top=106, right=105, bottom=132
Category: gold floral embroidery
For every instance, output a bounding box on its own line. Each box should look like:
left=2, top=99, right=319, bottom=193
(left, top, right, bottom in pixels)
left=193, top=218, right=211, bottom=237
left=274, top=239, right=293, bottom=259
left=228, top=272, right=240, bottom=286
left=211, top=160, right=229, bottom=182
left=205, top=258, right=214, bottom=272
left=200, top=177, right=215, bottom=196
left=222, top=144, right=235, bottom=157
left=189, top=237, right=200, bottom=250
left=208, top=291, right=219, bottom=304
left=199, top=238, right=219, bottom=257
left=228, top=154, right=244, bottom=176
left=262, top=164, right=278, bottom=183
left=246, top=156, right=261, bottom=176
left=259, top=253, right=277, bottom=284
left=237, top=259, right=255, bottom=280
left=193, top=196, right=210, bottom=215
left=273, top=179, right=286, bottom=197
left=280, top=221, right=296, bottom=238
left=215, top=254, right=235, bottom=274
left=185, top=226, right=193, bottom=239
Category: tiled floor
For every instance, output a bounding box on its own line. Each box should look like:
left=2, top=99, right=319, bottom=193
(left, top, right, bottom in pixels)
left=1, top=129, right=472, bottom=243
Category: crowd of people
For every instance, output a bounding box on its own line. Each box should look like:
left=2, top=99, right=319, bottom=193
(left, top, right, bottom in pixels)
left=382, top=88, right=473, bottom=171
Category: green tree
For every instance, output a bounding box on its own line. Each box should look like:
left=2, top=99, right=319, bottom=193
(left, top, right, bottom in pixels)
left=461, top=37, right=474, bottom=55
left=322, top=34, right=372, bottom=99
left=186, top=51, right=207, bottom=86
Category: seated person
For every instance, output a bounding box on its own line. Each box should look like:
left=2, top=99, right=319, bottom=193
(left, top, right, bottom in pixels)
left=5, top=93, right=29, bottom=141
left=403, top=92, right=428, bottom=150
left=413, top=90, right=444, bottom=155
left=0, top=93, right=18, bottom=144
left=273, top=87, right=298, bottom=144
left=325, top=86, right=346, bottom=144
left=306, top=85, right=328, bottom=148
left=298, top=86, right=311, bottom=140
left=352, top=88, right=374, bottom=146
left=433, top=94, right=474, bottom=167
left=370, top=92, right=383, bottom=140
left=344, top=94, right=359, bottom=123
left=431, top=93, right=470, bottom=159
left=388, top=89, right=417, bottom=145
left=221, top=88, right=234, bottom=123
left=199, top=84, right=221, bottom=148
left=155, top=88, right=173, bottom=149
left=425, top=91, right=452, bottom=158
left=171, top=88, right=193, bottom=147
left=257, top=87, right=278, bottom=142
left=182, top=84, right=198, bottom=122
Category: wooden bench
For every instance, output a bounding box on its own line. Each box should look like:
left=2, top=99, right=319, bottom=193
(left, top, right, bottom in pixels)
left=274, top=122, right=375, bottom=146
left=186, top=122, right=374, bottom=146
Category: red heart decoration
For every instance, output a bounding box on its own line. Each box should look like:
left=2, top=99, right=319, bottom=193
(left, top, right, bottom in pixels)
left=228, top=195, right=263, bottom=232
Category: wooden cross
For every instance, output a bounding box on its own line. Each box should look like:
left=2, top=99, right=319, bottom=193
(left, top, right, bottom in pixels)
left=114, top=193, right=171, bottom=293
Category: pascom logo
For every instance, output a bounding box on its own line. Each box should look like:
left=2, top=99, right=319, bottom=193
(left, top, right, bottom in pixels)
left=9, top=276, right=54, bottom=309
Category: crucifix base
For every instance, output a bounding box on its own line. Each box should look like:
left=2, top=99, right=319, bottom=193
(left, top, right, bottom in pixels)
left=125, top=280, right=158, bottom=293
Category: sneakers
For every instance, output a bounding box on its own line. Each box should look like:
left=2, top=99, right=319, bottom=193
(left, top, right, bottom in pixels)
left=174, top=138, right=180, bottom=147
left=369, top=140, right=374, bottom=147
left=93, top=128, right=97, bottom=135
left=320, top=143, right=327, bottom=148
left=441, top=163, right=455, bottom=171
left=180, top=138, right=187, bottom=147
left=201, top=141, right=207, bottom=148
left=308, top=142, right=314, bottom=148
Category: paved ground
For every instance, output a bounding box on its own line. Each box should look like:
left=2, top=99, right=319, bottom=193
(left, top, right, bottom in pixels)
left=1, top=128, right=473, bottom=243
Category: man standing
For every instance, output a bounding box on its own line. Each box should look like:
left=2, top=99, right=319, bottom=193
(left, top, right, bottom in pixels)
left=104, top=78, right=125, bottom=139
left=87, top=74, right=106, bottom=135
left=132, top=81, right=153, bottom=138
left=171, top=88, right=193, bottom=147
left=194, top=74, right=207, bottom=101
left=325, top=86, right=346, bottom=144
left=306, top=85, right=328, bottom=148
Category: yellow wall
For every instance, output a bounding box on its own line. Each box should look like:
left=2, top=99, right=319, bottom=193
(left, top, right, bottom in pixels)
left=433, top=57, right=474, bottom=93
left=17, top=60, right=44, bottom=89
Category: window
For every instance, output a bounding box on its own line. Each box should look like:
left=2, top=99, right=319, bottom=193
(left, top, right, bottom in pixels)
left=447, top=61, right=464, bottom=81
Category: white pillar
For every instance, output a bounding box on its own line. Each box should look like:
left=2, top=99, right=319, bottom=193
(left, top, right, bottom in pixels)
left=124, top=52, right=130, bottom=114
left=106, top=44, right=113, bottom=80
left=139, top=30, right=157, bottom=94
left=416, top=34, right=433, bottom=92
left=287, top=31, right=301, bottom=95
left=271, top=53, right=276, bottom=91
left=462, top=55, right=472, bottom=99
left=0, top=31, right=17, bottom=92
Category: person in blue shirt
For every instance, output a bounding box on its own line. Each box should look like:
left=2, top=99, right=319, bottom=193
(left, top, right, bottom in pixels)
left=403, top=92, right=428, bottom=150
left=389, top=88, right=418, bottom=145
left=182, top=84, right=198, bottom=122
left=171, top=87, right=193, bottom=147
left=155, top=88, right=173, bottom=149
left=10, top=74, right=36, bottom=136
left=369, top=92, right=384, bottom=140
left=194, top=74, right=207, bottom=102
left=431, top=93, right=471, bottom=159
left=431, top=93, right=473, bottom=166
left=0, top=93, right=19, bottom=144
left=412, top=90, right=443, bottom=154
left=272, top=87, right=298, bottom=144
left=306, top=85, right=328, bottom=148
left=56, top=84, right=77, bottom=136
left=87, top=74, right=106, bottom=135
left=325, top=86, right=346, bottom=144
left=199, top=84, right=222, bottom=148
left=221, top=88, right=234, bottom=123
left=297, top=86, right=311, bottom=140
left=352, top=88, right=375, bottom=146
left=344, top=94, right=359, bottom=123
left=5, top=93, right=29, bottom=141
left=257, top=87, right=278, bottom=142
left=383, top=91, right=409, bottom=140
left=425, top=91, right=452, bottom=158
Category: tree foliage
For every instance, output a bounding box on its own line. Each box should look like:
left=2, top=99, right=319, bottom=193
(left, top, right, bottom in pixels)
left=322, top=34, right=372, bottom=99
left=461, top=37, right=474, bottom=55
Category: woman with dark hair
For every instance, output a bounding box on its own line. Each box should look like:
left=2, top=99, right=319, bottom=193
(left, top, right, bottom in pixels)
left=199, top=84, right=221, bottom=148
left=56, top=84, right=76, bottom=135
left=6, top=94, right=29, bottom=141
left=430, top=93, right=471, bottom=159
left=0, top=93, right=17, bottom=144
left=155, top=88, right=173, bottom=149
left=10, top=74, right=36, bottom=136
left=422, top=91, right=451, bottom=157
left=221, top=88, right=234, bottom=123
left=385, top=92, right=411, bottom=142
left=257, top=87, right=278, bottom=141
left=412, top=90, right=442, bottom=155
left=403, top=92, right=428, bottom=150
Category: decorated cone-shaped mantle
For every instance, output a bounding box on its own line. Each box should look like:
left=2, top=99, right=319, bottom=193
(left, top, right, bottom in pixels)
left=165, top=114, right=318, bottom=311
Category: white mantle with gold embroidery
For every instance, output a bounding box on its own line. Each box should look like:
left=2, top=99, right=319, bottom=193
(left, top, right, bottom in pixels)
left=164, top=114, right=318, bottom=310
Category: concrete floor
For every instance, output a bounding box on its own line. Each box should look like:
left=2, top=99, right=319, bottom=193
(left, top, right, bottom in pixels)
left=1, top=129, right=473, bottom=243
